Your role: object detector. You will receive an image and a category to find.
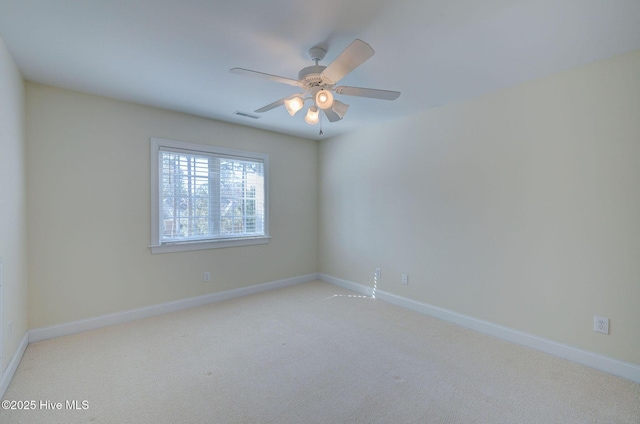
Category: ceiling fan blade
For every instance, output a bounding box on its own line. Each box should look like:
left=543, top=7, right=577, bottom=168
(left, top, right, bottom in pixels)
left=323, top=108, right=342, bottom=122
left=335, top=86, right=401, bottom=100
left=230, top=68, right=301, bottom=87
left=254, top=93, right=305, bottom=113
left=321, top=39, right=375, bottom=85
left=255, top=97, right=287, bottom=113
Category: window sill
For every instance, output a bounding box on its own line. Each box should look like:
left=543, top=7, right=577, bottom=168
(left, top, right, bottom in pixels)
left=150, top=236, right=270, bottom=254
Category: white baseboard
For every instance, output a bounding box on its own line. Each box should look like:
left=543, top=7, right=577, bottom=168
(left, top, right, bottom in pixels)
left=321, top=274, right=376, bottom=297
left=29, top=273, right=319, bottom=344
left=0, top=332, right=28, bottom=400
left=319, top=273, right=640, bottom=384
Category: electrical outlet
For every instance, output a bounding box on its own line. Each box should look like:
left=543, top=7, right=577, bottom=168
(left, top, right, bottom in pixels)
left=401, top=274, right=409, bottom=285
left=203, top=272, right=211, bottom=282
left=594, top=315, right=609, bottom=334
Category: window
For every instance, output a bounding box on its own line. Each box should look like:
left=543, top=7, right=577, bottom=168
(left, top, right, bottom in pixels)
left=150, top=138, right=269, bottom=253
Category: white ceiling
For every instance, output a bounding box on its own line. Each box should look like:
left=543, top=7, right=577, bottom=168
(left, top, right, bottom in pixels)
left=1, top=0, right=639, bottom=140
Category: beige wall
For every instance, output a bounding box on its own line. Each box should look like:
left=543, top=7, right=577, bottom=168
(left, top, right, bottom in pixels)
left=16, top=47, right=640, bottom=368
left=26, top=83, right=318, bottom=329
left=319, top=50, right=640, bottom=365
left=0, top=38, right=28, bottom=372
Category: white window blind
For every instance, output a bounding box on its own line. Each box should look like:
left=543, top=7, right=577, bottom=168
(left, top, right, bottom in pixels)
left=150, top=138, right=269, bottom=253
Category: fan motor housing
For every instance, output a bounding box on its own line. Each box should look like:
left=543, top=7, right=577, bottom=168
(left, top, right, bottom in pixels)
left=298, top=65, right=328, bottom=88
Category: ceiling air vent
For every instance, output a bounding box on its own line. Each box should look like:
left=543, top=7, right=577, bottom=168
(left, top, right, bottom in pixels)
left=234, top=111, right=261, bottom=119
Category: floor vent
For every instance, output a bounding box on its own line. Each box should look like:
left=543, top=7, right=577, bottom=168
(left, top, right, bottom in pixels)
left=234, top=111, right=261, bottom=119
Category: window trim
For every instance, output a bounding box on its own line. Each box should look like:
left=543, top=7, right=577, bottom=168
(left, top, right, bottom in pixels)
left=150, top=137, right=270, bottom=254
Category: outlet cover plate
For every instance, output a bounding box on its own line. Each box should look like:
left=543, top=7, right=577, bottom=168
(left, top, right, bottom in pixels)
left=594, top=315, right=609, bottom=334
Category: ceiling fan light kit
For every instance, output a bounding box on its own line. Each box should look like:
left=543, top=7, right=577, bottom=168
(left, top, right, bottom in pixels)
left=230, top=39, right=400, bottom=132
left=315, top=89, right=334, bottom=109
left=304, top=106, right=319, bottom=125
left=331, top=100, right=349, bottom=119
left=285, top=96, right=304, bottom=116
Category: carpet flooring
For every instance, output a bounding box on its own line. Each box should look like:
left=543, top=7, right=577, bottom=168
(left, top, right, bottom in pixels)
left=1, top=280, right=639, bottom=423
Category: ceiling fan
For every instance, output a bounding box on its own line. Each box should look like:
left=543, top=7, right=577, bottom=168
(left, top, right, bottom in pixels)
left=230, top=39, right=400, bottom=127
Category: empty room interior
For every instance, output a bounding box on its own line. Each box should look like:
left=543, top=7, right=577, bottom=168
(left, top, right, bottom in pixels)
left=1, top=0, right=640, bottom=422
